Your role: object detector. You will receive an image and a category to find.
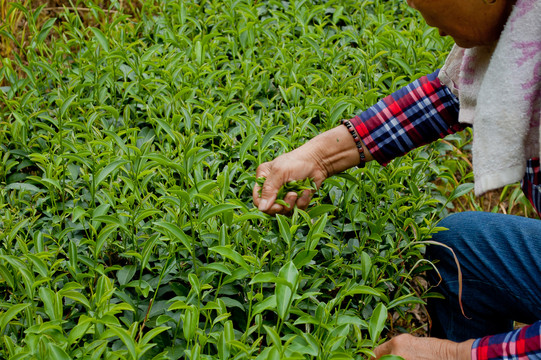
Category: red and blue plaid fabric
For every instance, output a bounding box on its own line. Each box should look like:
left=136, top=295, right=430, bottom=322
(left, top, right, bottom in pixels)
left=348, top=70, right=541, bottom=359
left=349, top=70, right=464, bottom=166
left=349, top=70, right=541, bottom=217
left=472, top=321, right=541, bottom=360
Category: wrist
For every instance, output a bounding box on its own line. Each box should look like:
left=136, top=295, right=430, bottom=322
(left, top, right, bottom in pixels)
left=341, top=119, right=366, bottom=167
left=455, top=339, right=475, bottom=360
left=305, top=125, right=369, bottom=177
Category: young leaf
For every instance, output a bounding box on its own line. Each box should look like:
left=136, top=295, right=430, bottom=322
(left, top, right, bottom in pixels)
left=59, top=94, right=77, bottom=119
left=90, top=27, right=110, bottom=52
left=105, top=326, right=137, bottom=359
left=94, top=160, right=128, bottom=188
left=449, top=182, right=474, bottom=201
left=275, top=261, right=299, bottom=320
left=275, top=214, right=292, bottom=247
left=153, top=221, right=193, bottom=255
left=209, top=246, right=250, bottom=271
left=199, top=203, right=241, bottom=223
left=0, top=303, right=31, bottom=334
left=183, top=306, right=199, bottom=342
left=369, top=303, right=388, bottom=344
left=47, top=343, right=70, bottom=360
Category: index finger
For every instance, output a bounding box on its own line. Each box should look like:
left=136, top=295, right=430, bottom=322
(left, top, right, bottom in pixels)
left=253, top=163, right=279, bottom=212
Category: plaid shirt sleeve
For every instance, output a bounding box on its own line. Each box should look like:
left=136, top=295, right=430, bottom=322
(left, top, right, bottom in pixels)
left=348, top=70, right=464, bottom=165
left=347, top=70, right=541, bottom=216
left=472, top=321, right=541, bottom=359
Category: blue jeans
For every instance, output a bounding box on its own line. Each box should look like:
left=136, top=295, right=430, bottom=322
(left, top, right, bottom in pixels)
left=427, top=211, right=541, bottom=341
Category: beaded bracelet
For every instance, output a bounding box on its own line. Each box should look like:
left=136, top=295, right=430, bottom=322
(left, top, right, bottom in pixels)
left=341, top=119, right=366, bottom=168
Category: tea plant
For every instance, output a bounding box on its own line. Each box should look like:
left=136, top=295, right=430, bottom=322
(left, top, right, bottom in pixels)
left=0, top=0, right=503, bottom=359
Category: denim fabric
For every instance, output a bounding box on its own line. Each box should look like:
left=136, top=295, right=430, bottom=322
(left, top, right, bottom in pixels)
left=426, top=211, right=541, bottom=342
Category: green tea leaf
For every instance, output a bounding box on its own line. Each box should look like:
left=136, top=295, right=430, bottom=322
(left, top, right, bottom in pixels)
left=105, top=326, right=136, bottom=359
left=252, top=295, right=276, bottom=316
left=47, top=343, right=70, bottom=360
left=117, top=265, right=137, bottom=286
left=199, top=263, right=232, bottom=276
left=249, top=272, right=290, bottom=286
left=450, top=182, right=474, bottom=201
left=210, top=246, right=250, bottom=271
left=90, top=27, right=110, bottom=52
left=67, top=319, right=93, bottom=344
left=275, top=214, right=292, bottom=247
left=199, top=203, right=241, bottom=223
left=263, top=326, right=282, bottom=352
left=275, top=261, right=298, bottom=320
left=139, top=326, right=170, bottom=346
left=4, top=183, right=41, bottom=193
left=369, top=303, right=388, bottom=343
left=39, top=287, right=60, bottom=321
left=59, top=94, right=77, bottom=119
left=95, top=224, right=118, bottom=255
left=0, top=303, right=31, bottom=333
left=60, top=290, right=91, bottom=309
left=94, top=160, right=128, bottom=188
left=153, top=221, right=193, bottom=254
left=292, top=250, right=318, bottom=268
left=344, top=285, right=385, bottom=299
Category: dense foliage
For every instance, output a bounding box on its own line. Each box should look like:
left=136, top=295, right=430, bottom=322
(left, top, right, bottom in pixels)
left=0, top=0, right=505, bottom=358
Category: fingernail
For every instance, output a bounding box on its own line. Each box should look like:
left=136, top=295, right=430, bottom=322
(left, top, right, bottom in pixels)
left=259, top=199, right=268, bottom=211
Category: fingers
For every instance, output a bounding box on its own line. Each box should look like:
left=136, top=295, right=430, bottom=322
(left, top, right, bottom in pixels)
left=257, top=171, right=280, bottom=213
left=252, top=180, right=264, bottom=209
left=253, top=163, right=309, bottom=215
left=253, top=163, right=272, bottom=209
left=278, top=191, right=298, bottom=214
left=297, top=178, right=322, bottom=210
left=253, top=161, right=287, bottom=214
left=258, top=190, right=309, bottom=215
left=258, top=188, right=298, bottom=215
left=253, top=153, right=322, bottom=215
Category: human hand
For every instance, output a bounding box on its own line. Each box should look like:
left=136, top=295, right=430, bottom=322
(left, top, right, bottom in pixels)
left=253, top=125, right=368, bottom=215
left=373, top=334, right=474, bottom=360
left=253, top=147, right=327, bottom=215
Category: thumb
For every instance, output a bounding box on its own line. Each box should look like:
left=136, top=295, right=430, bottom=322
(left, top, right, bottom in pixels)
left=372, top=340, right=391, bottom=360
left=255, top=160, right=291, bottom=213
left=258, top=175, right=280, bottom=212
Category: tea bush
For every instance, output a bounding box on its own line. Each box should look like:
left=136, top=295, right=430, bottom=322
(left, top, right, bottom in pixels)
left=0, top=0, right=479, bottom=359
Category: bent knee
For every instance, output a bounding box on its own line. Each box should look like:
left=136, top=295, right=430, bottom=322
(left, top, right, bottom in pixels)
left=428, top=211, right=478, bottom=261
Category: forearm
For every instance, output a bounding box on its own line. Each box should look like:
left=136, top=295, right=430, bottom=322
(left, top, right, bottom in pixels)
left=458, top=339, right=476, bottom=360
left=302, top=125, right=374, bottom=178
